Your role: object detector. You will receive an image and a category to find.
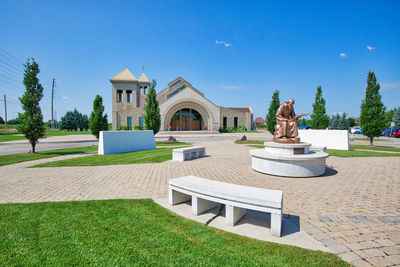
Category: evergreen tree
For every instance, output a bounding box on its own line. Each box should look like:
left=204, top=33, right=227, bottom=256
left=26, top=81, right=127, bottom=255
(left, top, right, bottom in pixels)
left=17, top=58, right=45, bottom=153
left=330, top=114, right=340, bottom=129
left=0, top=116, right=4, bottom=124
left=393, top=108, right=400, bottom=127
left=59, top=111, right=76, bottom=131
left=144, top=80, right=161, bottom=134
left=89, top=95, right=108, bottom=139
left=347, top=117, right=356, bottom=128
left=266, top=89, right=280, bottom=134
left=310, top=86, right=329, bottom=129
left=339, top=113, right=350, bottom=130
left=384, top=108, right=398, bottom=127
left=360, top=71, right=386, bottom=146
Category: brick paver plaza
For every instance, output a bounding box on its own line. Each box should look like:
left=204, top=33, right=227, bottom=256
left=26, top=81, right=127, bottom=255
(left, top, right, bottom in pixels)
left=0, top=135, right=399, bottom=266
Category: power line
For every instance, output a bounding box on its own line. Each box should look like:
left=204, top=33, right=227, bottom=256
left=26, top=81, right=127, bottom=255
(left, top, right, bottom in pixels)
left=0, top=49, right=25, bottom=65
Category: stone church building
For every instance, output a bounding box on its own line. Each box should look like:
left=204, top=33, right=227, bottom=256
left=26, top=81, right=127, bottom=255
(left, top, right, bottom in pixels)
left=111, top=68, right=253, bottom=132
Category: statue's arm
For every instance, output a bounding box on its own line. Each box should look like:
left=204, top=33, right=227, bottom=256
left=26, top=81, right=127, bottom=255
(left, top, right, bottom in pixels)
left=275, top=105, right=286, bottom=121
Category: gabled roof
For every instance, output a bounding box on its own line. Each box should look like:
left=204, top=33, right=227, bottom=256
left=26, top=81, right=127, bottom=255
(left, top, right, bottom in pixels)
left=138, top=73, right=150, bottom=83
left=110, top=68, right=137, bottom=82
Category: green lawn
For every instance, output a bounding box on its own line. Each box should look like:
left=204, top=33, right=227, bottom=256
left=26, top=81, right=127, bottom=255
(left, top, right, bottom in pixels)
left=0, top=146, right=98, bottom=167
left=224, top=130, right=263, bottom=133
left=350, top=137, right=389, bottom=142
left=33, top=146, right=190, bottom=167
left=0, top=199, right=347, bottom=266
left=234, top=140, right=265, bottom=145
left=0, top=133, right=26, bottom=142
left=327, top=149, right=400, bottom=157
left=350, top=144, right=400, bottom=152
left=156, top=141, right=191, bottom=146
left=45, top=130, right=92, bottom=137
left=0, top=130, right=93, bottom=143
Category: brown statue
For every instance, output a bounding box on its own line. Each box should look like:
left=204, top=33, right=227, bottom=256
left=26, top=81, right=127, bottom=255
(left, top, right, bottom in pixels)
left=273, top=99, right=307, bottom=143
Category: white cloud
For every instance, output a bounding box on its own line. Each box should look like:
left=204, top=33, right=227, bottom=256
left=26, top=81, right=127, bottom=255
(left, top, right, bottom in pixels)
left=340, top=53, right=347, bottom=57
left=218, top=84, right=246, bottom=91
left=381, top=82, right=400, bottom=92
left=63, top=96, right=68, bottom=100
left=215, top=40, right=231, bottom=47
left=367, top=46, right=375, bottom=51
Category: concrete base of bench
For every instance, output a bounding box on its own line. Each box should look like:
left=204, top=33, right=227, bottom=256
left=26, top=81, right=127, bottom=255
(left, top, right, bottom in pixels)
left=172, top=146, right=206, bottom=161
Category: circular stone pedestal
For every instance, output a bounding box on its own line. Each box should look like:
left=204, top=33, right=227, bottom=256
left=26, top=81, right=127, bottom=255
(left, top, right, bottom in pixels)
left=250, top=142, right=329, bottom=177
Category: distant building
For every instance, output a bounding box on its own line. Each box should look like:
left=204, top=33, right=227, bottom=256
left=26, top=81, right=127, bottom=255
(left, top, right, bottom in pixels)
left=110, top=69, right=253, bottom=132
left=254, top=117, right=266, bottom=125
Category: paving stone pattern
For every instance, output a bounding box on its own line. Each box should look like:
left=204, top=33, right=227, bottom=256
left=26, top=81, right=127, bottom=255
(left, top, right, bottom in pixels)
left=0, top=138, right=399, bottom=266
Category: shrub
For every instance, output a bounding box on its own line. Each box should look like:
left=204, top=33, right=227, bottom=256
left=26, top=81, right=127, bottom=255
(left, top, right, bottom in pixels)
left=134, top=125, right=141, bottom=130
left=237, top=125, right=247, bottom=132
left=118, top=125, right=128, bottom=130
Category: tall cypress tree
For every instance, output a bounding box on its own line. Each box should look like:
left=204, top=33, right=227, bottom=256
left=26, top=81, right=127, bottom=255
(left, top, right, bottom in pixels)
left=18, top=58, right=45, bottom=153
left=266, top=89, right=280, bottom=134
left=144, top=80, right=161, bottom=134
left=360, top=71, right=386, bottom=146
left=310, top=86, right=329, bottom=129
left=89, top=95, right=108, bottom=139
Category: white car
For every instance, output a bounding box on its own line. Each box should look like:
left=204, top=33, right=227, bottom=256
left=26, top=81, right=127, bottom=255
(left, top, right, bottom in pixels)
left=350, top=127, right=361, bottom=134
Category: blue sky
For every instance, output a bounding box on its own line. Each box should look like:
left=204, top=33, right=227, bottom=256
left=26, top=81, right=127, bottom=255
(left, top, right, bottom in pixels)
left=1, top=0, right=399, bottom=121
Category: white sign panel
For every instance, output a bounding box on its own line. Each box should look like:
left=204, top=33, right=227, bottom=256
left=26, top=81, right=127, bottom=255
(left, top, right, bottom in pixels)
left=298, top=129, right=349, bottom=150
left=98, top=130, right=156, bottom=155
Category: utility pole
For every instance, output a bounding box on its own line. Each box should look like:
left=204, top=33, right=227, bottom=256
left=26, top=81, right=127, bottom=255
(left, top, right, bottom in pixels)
left=3, top=94, right=7, bottom=127
left=51, top=78, right=55, bottom=128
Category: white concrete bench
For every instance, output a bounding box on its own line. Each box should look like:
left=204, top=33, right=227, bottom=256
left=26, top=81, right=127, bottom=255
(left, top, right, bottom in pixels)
left=168, top=176, right=283, bottom=237
left=172, top=146, right=206, bottom=161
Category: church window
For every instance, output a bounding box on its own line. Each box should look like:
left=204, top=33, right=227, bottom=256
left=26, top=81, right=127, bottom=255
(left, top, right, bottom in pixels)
left=234, top=117, right=238, bottom=129
left=126, top=90, right=132, bottom=103
left=167, top=86, right=186, bottom=98
left=117, top=90, right=122, bottom=102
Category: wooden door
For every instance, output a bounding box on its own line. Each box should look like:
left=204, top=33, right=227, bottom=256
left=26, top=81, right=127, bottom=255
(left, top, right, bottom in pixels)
left=182, top=117, right=190, bottom=131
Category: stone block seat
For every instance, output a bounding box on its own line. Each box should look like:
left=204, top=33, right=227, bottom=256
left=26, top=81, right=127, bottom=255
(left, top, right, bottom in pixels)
left=172, top=146, right=206, bottom=161
left=168, top=176, right=284, bottom=237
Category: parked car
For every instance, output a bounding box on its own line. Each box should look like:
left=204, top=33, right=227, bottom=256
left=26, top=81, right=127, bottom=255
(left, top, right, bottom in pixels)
left=394, top=130, right=400, bottom=138
left=351, top=127, right=361, bottom=134
left=382, top=128, right=392, bottom=137
left=298, top=125, right=311, bottom=130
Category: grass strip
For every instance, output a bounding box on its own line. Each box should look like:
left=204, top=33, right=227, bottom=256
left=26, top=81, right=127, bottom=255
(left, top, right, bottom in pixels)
left=327, top=149, right=400, bottom=157
left=248, top=144, right=265, bottom=148
left=0, top=146, right=98, bottom=167
left=156, top=141, right=190, bottom=146
left=32, top=146, right=191, bottom=167
left=0, top=133, right=26, bottom=142
left=0, top=199, right=348, bottom=266
left=350, top=144, right=400, bottom=152
left=350, top=137, right=389, bottom=142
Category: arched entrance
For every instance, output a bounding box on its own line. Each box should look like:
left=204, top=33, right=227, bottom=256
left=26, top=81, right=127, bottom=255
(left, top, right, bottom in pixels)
left=170, top=108, right=203, bottom=131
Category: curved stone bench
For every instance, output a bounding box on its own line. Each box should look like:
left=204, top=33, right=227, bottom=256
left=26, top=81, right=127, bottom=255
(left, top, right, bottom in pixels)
left=169, top=176, right=283, bottom=237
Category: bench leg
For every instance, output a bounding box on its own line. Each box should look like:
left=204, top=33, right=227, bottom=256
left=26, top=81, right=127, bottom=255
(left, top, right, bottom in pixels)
left=169, top=188, right=191, bottom=205
left=192, top=196, right=218, bottom=215
left=172, top=152, right=184, bottom=161
left=226, top=205, right=246, bottom=226
left=271, top=212, right=282, bottom=237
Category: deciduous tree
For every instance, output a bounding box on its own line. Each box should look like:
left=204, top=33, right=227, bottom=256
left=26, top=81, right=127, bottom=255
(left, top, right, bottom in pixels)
left=310, top=86, right=329, bottom=129
left=266, top=89, right=280, bottom=134
left=360, top=71, right=386, bottom=146
left=144, top=80, right=161, bottom=134
left=89, top=95, right=108, bottom=139
left=17, top=58, right=45, bottom=153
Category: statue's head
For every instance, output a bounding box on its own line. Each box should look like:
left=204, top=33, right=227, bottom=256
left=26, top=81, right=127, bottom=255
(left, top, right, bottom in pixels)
left=288, top=99, right=295, bottom=105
